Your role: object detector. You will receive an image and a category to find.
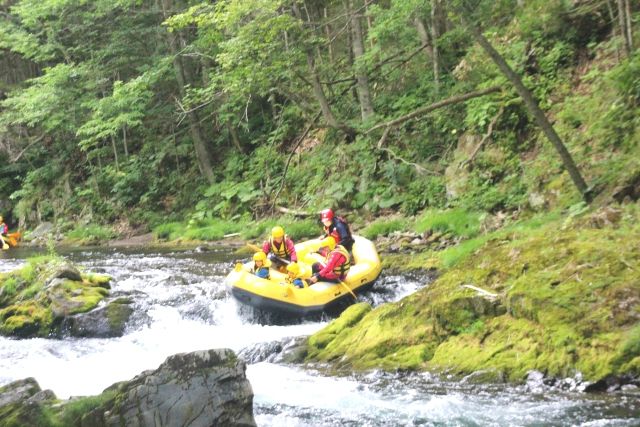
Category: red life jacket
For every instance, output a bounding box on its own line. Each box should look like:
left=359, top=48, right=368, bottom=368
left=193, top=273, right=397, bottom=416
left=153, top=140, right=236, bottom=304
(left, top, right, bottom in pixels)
left=328, top=245, right=351, bottom=277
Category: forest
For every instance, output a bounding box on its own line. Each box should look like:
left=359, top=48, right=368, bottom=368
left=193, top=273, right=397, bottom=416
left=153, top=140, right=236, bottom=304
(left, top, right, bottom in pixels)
left=0, top=0, right=638, bottom=241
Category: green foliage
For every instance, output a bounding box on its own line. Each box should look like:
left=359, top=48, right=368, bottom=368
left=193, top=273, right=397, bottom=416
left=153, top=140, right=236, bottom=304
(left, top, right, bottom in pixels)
left=360, top=218, right=410, bottom=240
left=1, top=277, right=19, bottom=297
left=66, top=225, right=116, bottom=244
left=0, top=0, right=636, bottom=248
left=154, top=222, right=183, bottom=240
left=415, top=209, right=484, bottom=239
left=53, top=391, right=116, bottom=427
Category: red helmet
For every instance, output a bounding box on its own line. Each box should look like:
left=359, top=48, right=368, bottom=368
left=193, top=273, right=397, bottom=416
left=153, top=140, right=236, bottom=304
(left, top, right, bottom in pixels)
left=320, top=208, right=334, bottom=221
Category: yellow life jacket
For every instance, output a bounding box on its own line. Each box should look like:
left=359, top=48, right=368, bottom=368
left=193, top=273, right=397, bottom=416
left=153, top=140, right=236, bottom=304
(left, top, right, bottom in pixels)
left=269, top=235, right=290, bottom=258
left=329, top=245, right=351, bottom=277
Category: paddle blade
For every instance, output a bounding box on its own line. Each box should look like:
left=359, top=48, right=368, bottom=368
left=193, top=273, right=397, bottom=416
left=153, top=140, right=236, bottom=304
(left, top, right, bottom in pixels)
left=234, top=263, right=244, bottom=272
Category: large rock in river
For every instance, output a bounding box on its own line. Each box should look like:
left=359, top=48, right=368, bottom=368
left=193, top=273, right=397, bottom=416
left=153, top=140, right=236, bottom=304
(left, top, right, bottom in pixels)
left=85, top=348, right=256, bottom=427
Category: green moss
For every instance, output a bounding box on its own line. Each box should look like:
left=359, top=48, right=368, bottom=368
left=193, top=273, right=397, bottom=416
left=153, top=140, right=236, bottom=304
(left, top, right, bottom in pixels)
left=361, top=218, right=409, bottom=240
left=50, top=390, right=116, bottom=427
left=66, top=224, right=116, bottom=245
left=308, top=303, right=372, bottom=350
left=415, top=209, right=484, bottom=239
left=83, top=273, right=112, bottom=287
left=306, top=208, right=640, bottom=382
left=0, top=302, right=53, bottom=336
left=0, top=258, right=109, bottom=337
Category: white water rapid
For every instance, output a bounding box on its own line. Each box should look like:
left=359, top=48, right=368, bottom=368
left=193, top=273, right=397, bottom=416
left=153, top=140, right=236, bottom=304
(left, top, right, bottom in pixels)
left=0, top=247, right=638, bottom=426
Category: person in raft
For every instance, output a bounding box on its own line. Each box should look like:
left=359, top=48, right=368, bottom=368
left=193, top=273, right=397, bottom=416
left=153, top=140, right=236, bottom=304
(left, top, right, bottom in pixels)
left=319, top=208, right=354, bottom=252
left=262, top=225, right=297, bottom=271
left=0, top=215, right=8, bottom=250
left=252, top=251, right=270, bottom=279
left=285, top=262, right=307, bottom=288
left=306, top=236, right=350, bottom=285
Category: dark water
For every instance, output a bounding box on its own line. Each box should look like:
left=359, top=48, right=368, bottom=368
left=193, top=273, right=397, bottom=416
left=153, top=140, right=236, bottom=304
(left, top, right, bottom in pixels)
left=0, top=246, right=638, bottom=426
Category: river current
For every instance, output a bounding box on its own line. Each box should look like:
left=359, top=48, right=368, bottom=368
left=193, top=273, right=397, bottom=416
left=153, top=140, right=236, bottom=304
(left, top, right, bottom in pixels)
left=0, top=247, right=638, bottom=426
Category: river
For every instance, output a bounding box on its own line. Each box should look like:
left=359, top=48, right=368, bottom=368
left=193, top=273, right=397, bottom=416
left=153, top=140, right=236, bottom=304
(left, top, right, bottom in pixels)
left=0, top=247, right=638, bottom=426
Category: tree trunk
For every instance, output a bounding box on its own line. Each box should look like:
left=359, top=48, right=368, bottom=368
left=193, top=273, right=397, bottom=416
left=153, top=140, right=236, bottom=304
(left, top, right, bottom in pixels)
left=110, top=134, right=120, bottom=171
left=228, top=123, right=245, bottom=154
left=161, top=0, right=215, bottom=184
left=348, top=0, right=375, bottom=121
left=607, top=0, right=622, bottom=62
left=617, top=0, right=632, bottom=57
left=122, top=125, right=129, bottom=157
left=414, top=17, right=435, bottom=62
left=323, top=7, right=334, bottom=63
left=292, top=3, right=341, bottom=129
left=624, top=0, right=633, bottom=53
left=430, top=0, right=443, bottom=94
left=461, top=14, right=590, bottom=200
left=365, top=0, right=375, bottom=49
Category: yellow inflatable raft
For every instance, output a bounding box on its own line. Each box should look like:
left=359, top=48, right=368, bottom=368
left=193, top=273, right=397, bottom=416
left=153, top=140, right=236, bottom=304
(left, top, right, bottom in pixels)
left=226, top=235, right=382, bottom=316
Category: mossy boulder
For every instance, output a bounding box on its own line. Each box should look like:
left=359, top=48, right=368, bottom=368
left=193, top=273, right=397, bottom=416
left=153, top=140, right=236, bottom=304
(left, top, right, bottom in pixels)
left=0, top=378, right=57, bottom=427
left=305, top=208, right=640, bottom=383
left=0, top=257, right=112, bottom=338
left=62, top=298, right=134, bottom=338
left=0, top=350, right=256, bottom=427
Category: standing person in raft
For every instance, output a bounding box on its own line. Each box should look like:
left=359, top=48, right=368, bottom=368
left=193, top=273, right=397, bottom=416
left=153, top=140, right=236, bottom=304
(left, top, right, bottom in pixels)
left=319, top=208, right=354, bottom=252
left=261, top=226, right=297, bottom=272
left=306, top=237, right=350, bottom=285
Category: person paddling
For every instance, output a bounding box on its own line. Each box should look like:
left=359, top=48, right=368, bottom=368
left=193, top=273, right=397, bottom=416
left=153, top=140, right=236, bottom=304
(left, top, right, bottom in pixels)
left=261, top=226, right=297, bottom=272
left=319, top=208, right=354, bottom=252
left=306, top=237, right=350, bottom=285
left=0, top=216, right=8, bottom=250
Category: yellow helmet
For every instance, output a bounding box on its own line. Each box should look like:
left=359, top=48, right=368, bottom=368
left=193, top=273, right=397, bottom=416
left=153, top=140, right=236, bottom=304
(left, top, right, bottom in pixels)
left=286, top=262, right=300, bottom=275
left=320, top=236, right=336, bottom=250
left=253, top=251, right=267, bottom=262
left=271, top=226, right=285, bottom=239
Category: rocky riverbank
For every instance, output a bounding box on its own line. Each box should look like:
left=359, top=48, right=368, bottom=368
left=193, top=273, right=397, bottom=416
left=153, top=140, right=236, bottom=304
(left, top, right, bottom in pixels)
left=0, top=349, right=256, bottom=427
left=302, top=204, right=640, bottom=389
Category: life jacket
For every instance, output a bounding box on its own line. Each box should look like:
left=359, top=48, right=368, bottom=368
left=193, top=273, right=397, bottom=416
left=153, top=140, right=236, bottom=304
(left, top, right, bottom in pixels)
left=253, top=264, right=270, bottom=279
left=0, top=223, right=7, bottom=235
left=329, top=245, right=351, bottom=278
left=323, top=217, right=353, bottom=246
left=286, top=276, right=306, bottom=288
left=269, top=235, right=291, bottom=258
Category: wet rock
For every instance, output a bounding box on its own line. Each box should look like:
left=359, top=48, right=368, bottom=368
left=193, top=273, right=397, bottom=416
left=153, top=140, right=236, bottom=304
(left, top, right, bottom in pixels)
left=26, top=222, right=54, bottom=241
left=62, top=298, right=134, bottom=338
left=460, top=368, right=506, bottom=384
left=0, top=378, right=57, bottom=426
left=0, top=378, right=44, bottom=407
left=583, top=374, right=640, bottom=393
left=238, top=337, right=308, bottom=364
left=96, top=349, right=256, bottom=427
left=44, top=263, right=83, bottom=287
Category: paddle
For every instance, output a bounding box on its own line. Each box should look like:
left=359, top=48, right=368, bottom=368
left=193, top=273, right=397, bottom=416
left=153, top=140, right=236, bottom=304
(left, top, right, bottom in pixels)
left=337, top=279, right=357, bottom=300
